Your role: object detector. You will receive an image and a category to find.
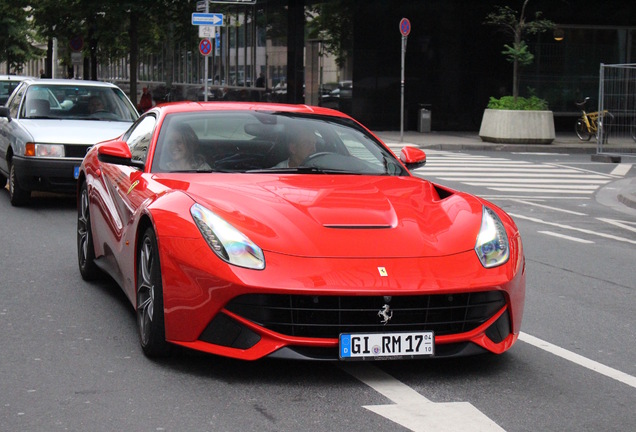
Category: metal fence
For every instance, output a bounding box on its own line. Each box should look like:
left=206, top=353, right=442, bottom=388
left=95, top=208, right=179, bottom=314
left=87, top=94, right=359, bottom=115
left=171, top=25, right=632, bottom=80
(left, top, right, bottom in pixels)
left=598, top=63, right=636, bottom=153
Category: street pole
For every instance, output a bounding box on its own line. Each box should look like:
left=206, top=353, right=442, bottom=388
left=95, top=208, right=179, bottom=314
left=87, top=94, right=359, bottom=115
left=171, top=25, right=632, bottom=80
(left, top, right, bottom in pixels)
left=400, top=34, right=406, bottom=142
left=399, top=18, right=410, bottom=142
left=204, top=0, right=209, bottom=101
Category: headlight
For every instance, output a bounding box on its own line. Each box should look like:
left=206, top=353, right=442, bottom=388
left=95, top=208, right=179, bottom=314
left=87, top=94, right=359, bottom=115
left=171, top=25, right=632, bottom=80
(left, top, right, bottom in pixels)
left=25, top=143, right=65, bottom=157
left=190, top=203, right=265, bottom=270
left=474, top=206, right=510, bottom=268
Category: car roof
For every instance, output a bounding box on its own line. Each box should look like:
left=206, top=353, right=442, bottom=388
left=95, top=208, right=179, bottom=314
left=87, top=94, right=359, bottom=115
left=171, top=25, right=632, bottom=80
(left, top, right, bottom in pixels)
left=0, top=75, right=31, bottom=81
left=19, top=78, right=122, bottom=88
left=151, top=101, right=350, bottom=118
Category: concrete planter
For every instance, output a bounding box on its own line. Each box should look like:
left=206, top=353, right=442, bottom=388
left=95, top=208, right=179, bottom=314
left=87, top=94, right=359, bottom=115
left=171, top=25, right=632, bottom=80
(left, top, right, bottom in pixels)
left=479, top=109, right=555, bottom=144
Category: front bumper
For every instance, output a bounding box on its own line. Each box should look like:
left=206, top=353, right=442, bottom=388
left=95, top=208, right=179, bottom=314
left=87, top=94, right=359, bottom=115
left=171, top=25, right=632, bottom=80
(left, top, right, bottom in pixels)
left=12, top=155, right=82, bottom=194
left=158, top=236, right=526, bottom=361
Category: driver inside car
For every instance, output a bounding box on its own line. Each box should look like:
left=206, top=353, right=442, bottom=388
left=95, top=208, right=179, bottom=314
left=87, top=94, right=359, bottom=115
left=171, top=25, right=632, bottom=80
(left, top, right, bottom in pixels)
left=273, top=126, right=317, bottom=168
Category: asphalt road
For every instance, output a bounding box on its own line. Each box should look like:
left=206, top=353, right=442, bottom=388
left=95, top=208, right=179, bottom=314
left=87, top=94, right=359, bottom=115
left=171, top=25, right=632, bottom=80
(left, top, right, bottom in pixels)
left=1, top=150, right=634, bottom=432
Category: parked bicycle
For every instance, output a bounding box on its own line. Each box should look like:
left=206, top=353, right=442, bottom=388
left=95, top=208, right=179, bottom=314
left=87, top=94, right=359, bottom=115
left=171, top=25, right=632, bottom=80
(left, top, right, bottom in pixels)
left=575, top=97, right=613, bottom=142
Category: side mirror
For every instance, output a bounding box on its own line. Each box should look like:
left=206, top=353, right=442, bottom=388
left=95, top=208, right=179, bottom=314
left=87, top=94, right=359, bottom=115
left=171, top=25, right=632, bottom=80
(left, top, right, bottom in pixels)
left=400, top=146, right=426, bottom=170
left=0, top=107, right=11, bottom=121
left=97, top=140, right=145, bottom=170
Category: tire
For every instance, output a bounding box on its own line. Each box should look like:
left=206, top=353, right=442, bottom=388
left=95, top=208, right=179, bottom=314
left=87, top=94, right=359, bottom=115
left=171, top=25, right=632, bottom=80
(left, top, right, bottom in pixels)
left=575, top=118, right=592, bottom=141
left=137, top=227, right=171, bottom=357
left=9, top=162, right=30, bottom=206
left=631, top=122, right=636, bottom=143
left=77, top=182, right=101, bottom=280
left=0, top=173, right=6, bottom=189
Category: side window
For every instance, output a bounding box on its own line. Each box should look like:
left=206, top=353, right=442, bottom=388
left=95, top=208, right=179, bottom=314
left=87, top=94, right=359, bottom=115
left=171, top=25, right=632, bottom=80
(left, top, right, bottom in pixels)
left=126, top=115, right=156, bottom=163
left=8, top=85, right=26, bottom=118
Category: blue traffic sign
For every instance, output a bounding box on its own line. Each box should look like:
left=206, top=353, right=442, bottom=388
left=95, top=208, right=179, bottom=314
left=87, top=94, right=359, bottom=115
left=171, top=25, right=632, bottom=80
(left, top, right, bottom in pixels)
left=192, top=13, right=224, bottom=26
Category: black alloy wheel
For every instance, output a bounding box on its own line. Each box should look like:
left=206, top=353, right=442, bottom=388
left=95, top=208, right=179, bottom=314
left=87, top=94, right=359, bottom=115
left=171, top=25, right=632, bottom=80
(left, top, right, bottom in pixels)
left=137, top=227, right=171, bottom=357
left=77, top=183, right=101, bottom=280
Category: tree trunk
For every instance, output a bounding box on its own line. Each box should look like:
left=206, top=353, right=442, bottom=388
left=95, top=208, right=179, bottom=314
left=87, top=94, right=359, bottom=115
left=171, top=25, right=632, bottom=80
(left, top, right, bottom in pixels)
left=129, top=11, right=139, bottom=106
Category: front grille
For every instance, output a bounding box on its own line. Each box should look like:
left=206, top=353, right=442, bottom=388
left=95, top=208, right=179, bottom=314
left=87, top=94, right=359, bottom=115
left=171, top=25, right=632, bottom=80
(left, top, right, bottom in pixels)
left=225, top=291, right=506, bottom=339
left=65, top=145, right=91, bottom=158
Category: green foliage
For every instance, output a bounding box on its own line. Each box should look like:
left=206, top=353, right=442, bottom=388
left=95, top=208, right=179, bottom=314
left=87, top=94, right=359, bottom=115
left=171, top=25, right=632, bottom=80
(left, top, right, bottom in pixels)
left=487, top=95, right=549, bottom=111
left=502, top=41, right=534, bottom=66
left=0, top=0, right=44, bottom=73
left=307, top=1, right=354, bottom=69
left=484, top=1, right=554, bottom=101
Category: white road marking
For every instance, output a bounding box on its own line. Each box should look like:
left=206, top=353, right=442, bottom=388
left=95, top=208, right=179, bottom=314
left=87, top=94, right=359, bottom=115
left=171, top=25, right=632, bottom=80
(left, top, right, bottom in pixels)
left=597, top=217, right=636, bottom=233
left=509, top=213, right=636, bottom=245
left=610, top=163, right=632, bottom=176
left=509, top=199, right=587, bottom=216
left=519, top=333, right=636, bottom=389
left=339, top=363, right=505, bottom=431
left=538, top=231, right=594, bottom=243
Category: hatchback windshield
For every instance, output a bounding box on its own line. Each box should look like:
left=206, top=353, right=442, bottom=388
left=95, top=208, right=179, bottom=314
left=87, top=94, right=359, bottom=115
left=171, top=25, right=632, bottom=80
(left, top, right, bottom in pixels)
left=152, top=111, right=408, bottom=176
left=22, top=84, right=138, bottom=122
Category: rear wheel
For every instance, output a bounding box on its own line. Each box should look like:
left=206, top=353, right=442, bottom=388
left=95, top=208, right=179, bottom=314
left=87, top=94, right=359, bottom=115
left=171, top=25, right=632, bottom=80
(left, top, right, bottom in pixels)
left=77, top=182, right=101, bottom=280
left=9, top=162, right=30, bottom=206
left=137, top=227, right=171, bottom=357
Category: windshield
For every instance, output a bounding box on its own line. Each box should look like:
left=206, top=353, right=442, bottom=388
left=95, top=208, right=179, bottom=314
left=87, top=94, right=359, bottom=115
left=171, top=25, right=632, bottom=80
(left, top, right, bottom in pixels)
left=21, top=84, right=138, bottom=122
left=151, top=111, right=408, bottom=176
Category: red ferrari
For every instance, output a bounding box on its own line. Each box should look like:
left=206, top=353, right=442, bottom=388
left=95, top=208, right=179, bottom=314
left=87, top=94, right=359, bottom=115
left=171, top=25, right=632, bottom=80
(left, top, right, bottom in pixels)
left=77, top=102, right=525, bottom=361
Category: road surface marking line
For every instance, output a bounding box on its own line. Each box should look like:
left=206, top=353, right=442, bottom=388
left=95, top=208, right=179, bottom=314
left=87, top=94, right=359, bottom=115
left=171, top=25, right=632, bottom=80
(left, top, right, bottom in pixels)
left=610, top=163, right=632, bottom=176
left=597, top=217, right=636, bottom=233
left=510, top=199, right=587, bottom=216
left=519, top=333, right=636, bottom=389
left=538, top=231, right=594, bottom=243
left=509, top=213, right=636, bottom=245
left=339, top=363, right=505, bottom=431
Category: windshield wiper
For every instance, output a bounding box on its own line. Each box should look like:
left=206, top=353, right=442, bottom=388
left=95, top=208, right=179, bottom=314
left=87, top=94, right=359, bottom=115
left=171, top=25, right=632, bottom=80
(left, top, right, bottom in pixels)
left=246, top=167, right=359, bottom=174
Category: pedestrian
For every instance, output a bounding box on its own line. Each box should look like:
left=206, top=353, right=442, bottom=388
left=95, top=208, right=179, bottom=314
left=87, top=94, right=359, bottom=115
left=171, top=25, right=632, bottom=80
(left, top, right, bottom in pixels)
left=138, top=87, right=153, bottom=113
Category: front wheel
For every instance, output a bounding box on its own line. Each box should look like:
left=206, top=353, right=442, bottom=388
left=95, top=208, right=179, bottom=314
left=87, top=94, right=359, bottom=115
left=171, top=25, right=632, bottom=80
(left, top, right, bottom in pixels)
left=9, top=162, right=30, bottom=206
left=137, top=227, right=171, bottom=358
left=575, top=118, right=592, bottom=141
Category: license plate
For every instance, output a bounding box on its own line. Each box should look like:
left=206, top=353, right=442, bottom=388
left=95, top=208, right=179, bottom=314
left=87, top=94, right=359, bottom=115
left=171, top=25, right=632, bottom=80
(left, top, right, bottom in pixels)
left=339, top=331, right=434, bottom=360
left=74, top=166, right=80, bottom=179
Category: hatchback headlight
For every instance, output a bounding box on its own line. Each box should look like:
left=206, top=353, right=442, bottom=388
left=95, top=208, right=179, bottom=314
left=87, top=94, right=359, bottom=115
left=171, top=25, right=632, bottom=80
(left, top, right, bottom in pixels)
left=191, top=203, right=265, bottom=270
left=474, top=206, right=510, bottom=268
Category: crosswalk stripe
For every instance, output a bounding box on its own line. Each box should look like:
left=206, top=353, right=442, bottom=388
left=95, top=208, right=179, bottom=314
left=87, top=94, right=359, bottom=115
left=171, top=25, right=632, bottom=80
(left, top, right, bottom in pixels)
left=415, top=151, right=615, bottom=196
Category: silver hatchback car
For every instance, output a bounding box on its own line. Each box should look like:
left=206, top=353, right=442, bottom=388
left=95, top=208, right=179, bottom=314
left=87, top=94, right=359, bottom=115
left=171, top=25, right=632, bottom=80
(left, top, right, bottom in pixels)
left=0, top=79, right=139, bottom=206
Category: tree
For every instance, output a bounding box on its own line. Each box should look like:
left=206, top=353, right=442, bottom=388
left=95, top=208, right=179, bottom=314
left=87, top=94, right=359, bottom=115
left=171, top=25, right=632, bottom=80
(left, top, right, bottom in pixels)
left=484, top=0, right=554, bottom=102
left=0, top=1, right=43, bottom=74
left=307, top=1, right=353, bottom=70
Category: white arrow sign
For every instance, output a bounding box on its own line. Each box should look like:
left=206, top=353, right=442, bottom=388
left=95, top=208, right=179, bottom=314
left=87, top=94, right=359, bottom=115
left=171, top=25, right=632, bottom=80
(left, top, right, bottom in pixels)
left=192, top=13, right=223, bottom=26
left=340, top=363, right=504, bottom=431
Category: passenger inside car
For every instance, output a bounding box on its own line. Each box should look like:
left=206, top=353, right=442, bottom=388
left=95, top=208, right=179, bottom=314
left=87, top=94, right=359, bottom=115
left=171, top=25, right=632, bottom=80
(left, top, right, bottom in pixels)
left=273, top=125, right=318, bottom=168
left=163, top=123, right=211, bottom=171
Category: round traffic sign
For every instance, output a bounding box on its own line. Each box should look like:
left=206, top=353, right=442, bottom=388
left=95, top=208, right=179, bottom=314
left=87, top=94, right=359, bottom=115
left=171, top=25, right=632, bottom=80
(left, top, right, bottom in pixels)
left=399, top=18, right=411, bottom=37
left=199, top=38, right=212, bottom=56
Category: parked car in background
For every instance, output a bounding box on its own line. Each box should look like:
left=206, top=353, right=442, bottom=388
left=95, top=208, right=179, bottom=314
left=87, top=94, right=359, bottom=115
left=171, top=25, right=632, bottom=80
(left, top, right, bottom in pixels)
left=319, top=80, right=352, bottom=113
left=0, top=75, right=30, bottom=106
left=76, top=101, right=525, bottom=361
left=0, top=79, right=139, bottom=206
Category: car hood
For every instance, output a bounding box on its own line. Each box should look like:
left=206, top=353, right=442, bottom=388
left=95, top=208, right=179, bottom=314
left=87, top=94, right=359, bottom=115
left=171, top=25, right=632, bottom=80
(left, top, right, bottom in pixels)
left=159, top=174, right=484, bottom=258
left=20, top=119, right=131, bottom=144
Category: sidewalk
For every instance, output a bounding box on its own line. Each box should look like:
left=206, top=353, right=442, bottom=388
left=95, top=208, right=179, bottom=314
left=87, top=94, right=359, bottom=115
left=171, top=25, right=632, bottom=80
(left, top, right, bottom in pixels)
left=373, top=130, right=636, bottom=210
